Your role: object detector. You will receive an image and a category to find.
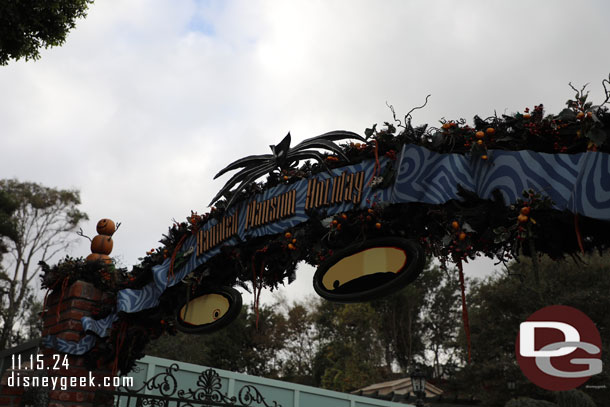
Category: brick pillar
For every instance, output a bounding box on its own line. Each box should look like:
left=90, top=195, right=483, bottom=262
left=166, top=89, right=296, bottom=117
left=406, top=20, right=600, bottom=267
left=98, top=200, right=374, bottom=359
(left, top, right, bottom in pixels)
left=1, top=280, right=117, bottom=407
left=0, top=370, right=26, bottom=406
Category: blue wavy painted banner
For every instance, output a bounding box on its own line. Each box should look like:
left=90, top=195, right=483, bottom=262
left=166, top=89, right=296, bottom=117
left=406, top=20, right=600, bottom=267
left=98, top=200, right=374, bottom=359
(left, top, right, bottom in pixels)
left=44, top=146, right=610, bottom=355
left=392, top=146, right=610, bottom=217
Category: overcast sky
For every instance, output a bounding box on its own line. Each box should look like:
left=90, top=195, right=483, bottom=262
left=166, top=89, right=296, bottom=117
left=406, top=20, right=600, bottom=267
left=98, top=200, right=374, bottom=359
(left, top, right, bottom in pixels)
left=2, top=0, right=609, bottom=306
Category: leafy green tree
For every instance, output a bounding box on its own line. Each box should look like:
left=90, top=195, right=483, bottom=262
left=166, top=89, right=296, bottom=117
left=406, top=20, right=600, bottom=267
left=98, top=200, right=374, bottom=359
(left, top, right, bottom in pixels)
left=454, top=254, right=609, bottom=406
left=370, top=283, right=424, bottom=373
left=143, top=308, right=249, bottom=369
left=240, top=305, right=288, bottom=377
left=313, top=301, right=387, bottom=392
left=366, top=264, right=462, bottom=377
left=419, top=266, right=461, bottom=378
left=145, top=264, right=463, bottom=393
left=555, top=390, right=596, bottom=407
left=505, top=398, right=557, bottom=407
left=277, top=264, right=461, bottom=391
left=0, top=0, right=94, bottom=65
left=0, top=189, right=18, bottom=258
left=146, top=304, right=288, bottom=378
left=0, top=179, right=88, bottom=350
left=504, top=390, right=597, bottom=407
left=277, top=296, right=319, bottom=385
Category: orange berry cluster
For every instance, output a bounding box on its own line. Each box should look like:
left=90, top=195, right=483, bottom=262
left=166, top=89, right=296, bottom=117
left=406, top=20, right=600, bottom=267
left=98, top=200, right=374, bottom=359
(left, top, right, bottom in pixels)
left=451, top=220, right=467, bottom=241
left=476, top=127, right=495, bottom=160
left=349, top=142, right=370, bottom=152
left=330, top=219, right=341, bottom=231
left=517, top=206, right=531, bottom=224
left=187, top=211, right=202, bottom=226
left=447, top=220, right=475, bottom=261
left=285, top=232, right=297, bottom=250
left=442, top=119, right=495, bottom=159
left=364, top=208, right=381, bottom=229
left=441, top=121, right=457, bottom=130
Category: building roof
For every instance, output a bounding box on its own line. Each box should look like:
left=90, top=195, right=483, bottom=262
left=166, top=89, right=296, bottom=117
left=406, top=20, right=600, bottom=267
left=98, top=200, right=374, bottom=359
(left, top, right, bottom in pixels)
left=354, top=377, right=444, bottom=398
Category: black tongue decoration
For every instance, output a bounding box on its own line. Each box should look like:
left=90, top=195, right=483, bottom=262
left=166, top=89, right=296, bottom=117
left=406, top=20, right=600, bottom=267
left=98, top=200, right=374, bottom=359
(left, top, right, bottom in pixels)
left=329, top=272, right=397, bottom=294
left=313, top=237, right=425, bottom=303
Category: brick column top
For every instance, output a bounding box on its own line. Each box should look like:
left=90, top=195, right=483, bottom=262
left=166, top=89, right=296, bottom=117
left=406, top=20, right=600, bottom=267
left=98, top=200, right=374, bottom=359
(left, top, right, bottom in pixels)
left=1, top=280, right=117, bottom=407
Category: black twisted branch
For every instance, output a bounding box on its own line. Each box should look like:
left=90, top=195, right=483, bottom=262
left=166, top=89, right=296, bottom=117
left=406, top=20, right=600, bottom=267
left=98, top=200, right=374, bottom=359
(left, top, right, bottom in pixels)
left=601, top=73, right=610, bottom=109
left=404, top=94, right=431, bottom=125
left=386, top=95, right=431, bottom=130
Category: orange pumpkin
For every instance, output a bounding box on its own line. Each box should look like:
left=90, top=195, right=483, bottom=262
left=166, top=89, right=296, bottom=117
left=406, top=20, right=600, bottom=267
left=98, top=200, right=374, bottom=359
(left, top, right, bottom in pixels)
left=96, top=218, right=116, bottom=236
left=86, top=253, right=112, bottom=264
left=91, top=235, right=113, bottom=255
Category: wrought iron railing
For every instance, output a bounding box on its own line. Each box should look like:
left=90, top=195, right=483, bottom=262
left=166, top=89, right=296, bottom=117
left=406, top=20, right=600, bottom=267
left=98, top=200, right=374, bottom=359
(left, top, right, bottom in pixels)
left=96, top=363, right=282, bottom=407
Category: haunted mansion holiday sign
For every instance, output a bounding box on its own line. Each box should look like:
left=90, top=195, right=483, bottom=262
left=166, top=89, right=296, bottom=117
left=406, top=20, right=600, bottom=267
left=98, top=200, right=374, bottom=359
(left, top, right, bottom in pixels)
left=40, top=83, right=610, bottom=374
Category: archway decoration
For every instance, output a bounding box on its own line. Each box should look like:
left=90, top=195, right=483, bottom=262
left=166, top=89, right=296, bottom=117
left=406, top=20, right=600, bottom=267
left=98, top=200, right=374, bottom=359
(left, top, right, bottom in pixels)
left=313, top=237, right=426, bottom=303
left=40, top=79, right=610, bottom=373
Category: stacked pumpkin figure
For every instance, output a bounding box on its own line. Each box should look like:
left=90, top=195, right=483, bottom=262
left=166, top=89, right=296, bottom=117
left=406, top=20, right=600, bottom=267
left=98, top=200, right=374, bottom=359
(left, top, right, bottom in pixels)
left=86, top=218, right=116, bottom=264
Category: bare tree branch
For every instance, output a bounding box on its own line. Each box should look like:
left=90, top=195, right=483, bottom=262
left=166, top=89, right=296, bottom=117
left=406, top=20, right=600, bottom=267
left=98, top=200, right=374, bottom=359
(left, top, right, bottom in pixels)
left=0, top=179, right=88, bottom=349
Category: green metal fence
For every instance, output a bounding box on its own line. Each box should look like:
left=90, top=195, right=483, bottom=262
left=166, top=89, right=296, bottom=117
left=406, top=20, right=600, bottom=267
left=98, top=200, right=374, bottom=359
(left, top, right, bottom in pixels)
left=124, top=355, right=413, bottom=407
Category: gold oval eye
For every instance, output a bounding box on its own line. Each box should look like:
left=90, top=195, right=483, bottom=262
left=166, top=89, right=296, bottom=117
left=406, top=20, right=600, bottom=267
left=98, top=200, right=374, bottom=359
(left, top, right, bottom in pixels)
left=180, top=294, right=230, bottom=325
left=321, top=246, right=407, bottom=290
left=314, top=239, right=425, bottom=303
